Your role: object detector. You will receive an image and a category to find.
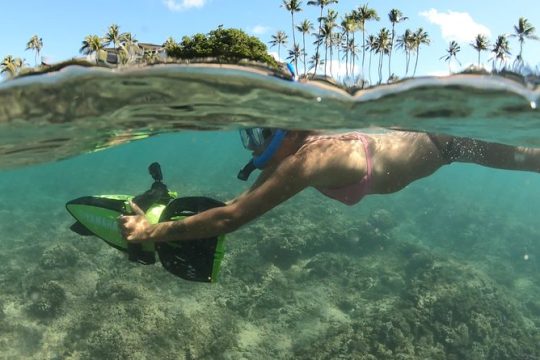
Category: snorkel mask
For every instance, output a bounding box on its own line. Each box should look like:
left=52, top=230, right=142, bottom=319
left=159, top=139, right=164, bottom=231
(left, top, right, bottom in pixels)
left=237, top=128, right=288, bottom=181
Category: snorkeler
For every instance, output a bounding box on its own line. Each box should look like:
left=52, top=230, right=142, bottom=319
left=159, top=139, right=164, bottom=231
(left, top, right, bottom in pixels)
left=118, top=128, right=540, bottom=243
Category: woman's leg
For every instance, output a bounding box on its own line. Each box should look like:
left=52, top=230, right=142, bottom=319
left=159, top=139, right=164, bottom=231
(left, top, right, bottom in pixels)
left=429, top=134, right=540, bottom=173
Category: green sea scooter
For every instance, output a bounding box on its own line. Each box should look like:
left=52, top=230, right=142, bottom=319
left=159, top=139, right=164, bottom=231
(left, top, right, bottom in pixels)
left=66, top=162, right=226, bottom=283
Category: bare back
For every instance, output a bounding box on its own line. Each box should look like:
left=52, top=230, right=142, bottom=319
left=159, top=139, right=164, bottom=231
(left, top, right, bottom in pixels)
left=368, top=131, right=448, bottom=193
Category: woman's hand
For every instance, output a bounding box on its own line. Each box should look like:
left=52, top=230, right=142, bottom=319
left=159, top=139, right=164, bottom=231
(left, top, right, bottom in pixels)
left=117, top=201, right=154, bottom=243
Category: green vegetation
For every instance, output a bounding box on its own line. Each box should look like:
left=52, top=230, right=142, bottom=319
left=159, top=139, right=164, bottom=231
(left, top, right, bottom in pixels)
left=25, top=35, right=43, bottom=66
left=269, top=31, right=288, bottom=61
left=0, top=55, right=25, bottom=78
left=440, top=40, right=462, bottom=73
left=511, top=17, right=539, bottom=64
left=470, top=34, right=489, bottom=67
left=165, top=26, right=278, bottom=67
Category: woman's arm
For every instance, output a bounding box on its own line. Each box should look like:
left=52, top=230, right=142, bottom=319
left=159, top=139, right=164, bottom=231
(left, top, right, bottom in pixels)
left=119, top=154, right=311, bottom=243
left=225, top=164, right=276, bottom=205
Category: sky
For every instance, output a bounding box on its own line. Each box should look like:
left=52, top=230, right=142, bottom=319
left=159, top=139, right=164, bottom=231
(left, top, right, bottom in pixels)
left=1, top=0, right=539, bottom=78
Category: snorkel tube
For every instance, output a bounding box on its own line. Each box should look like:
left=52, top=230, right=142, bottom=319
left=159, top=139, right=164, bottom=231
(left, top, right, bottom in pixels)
left=237, top=129, right=288, bottom=181
left=238, top=65, right=296, bottom=181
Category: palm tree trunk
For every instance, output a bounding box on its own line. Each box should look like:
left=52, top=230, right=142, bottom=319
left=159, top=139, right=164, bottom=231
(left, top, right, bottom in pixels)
left=291, top=15, right=297, bottom=47
left=351, top=33, right=356, bottom=76
left=336, top=45, right=340, bottom=79
left=389, top=25, right=394, bottom=79
left=324, top=44, right=328, bottom=76
left=413, top=49, right=420, bottom=76
left=291, top=14, right=299, bottom=72
left=368, top=51, right=373, bottom=85
left=378, top=53, right=383, bottom=84
left=477, top=51, right=481, bottom=67
left=405, top=50, right=410, bottom=76
left=312, top=6, right=324, bottom=78
left=302, top=34, right=307, bottom=77
left=345, top=33, right=349, bottom=78
left=361, top=29, right=366, bottom=76
left=330, top=43, right=334, bottom=77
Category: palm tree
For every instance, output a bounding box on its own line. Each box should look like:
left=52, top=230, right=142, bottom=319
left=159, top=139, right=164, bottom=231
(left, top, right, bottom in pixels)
left=118, top=47, right=130, bottom=65
left=470, top=34, right=490, bottom=67
left=296, top=19, right=313, bottom=77
left=163, top=37, right=179, bottom=56
left=286, top=43, right=302, bottom=68
left=355, top=4, right=379, bottom=78
left=411, top=28, right=430, bottom=76
left=306, top=0, right=338, bottom=77
left=342, top=38, right=359, bottom=79
left=510, top=17, right=538, bottom=64
left=119, top=32, right=140, bottom=64
left=143, top=50, right=160, bottom=64
left=333, top=32, right=344, bottom=78
left=388, top=9, right=408, bottom=78
left=269, top=31, right=288, bottom=61
left=396, top=29, right=414, bottom=76
left=80, top=35, right=105, bottom=63
left=491, top=35, right=511, bottom=71
left=319, top=23, right=331, bottom=76
left=104, top=24, right=121, bottom=49
left=440, top=40, right=461, bottom=73
left=1, top=55, right=24, bottom=77
left=365, top=34, right=377, bottom=85
left=323, top=9, right=338, bottom=77
left=25, top=35, right=43, bottom=66
left=281, top=0, right=302, bottom=46
left=341, top=13, right=356, bottom=77
left=375, top=28, right=391, bottom=84
left=308, top=52, right=324, bottom=74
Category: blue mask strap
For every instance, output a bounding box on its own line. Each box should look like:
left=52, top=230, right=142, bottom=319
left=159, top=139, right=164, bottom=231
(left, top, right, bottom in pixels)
left=253, top=130, right=287, bottom=169
left=287, top=63, right=297, bottom=81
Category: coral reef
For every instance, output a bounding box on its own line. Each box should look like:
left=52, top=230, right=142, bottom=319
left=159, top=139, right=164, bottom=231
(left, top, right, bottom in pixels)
left=39, top=243, right=80, bottom=269
left=26, top=281, right=66, bottom=319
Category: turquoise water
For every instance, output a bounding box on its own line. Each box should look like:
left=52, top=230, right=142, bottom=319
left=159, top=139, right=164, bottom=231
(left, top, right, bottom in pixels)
left=0, top=66, right=539, bottom=359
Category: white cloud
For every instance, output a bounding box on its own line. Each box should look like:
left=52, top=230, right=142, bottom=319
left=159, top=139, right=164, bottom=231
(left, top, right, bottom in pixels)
left=323, top=59, right=349, bottom=79
left=164, top=0, right=206, bottom=12
left=269, top=51, right=280, bottom=62
left=420, top=9, right=491, bottom=42
left=427, top=70, right=451, bottom=77
left=251, top=25, right=270, bottom=35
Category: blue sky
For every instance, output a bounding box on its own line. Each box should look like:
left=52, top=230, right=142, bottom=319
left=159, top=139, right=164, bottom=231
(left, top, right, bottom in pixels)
left=1, top=0, right=539, bottom=77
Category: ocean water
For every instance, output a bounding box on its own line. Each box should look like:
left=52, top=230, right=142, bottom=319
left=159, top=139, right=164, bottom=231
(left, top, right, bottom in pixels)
left=0, top=65, right=539, bottom=359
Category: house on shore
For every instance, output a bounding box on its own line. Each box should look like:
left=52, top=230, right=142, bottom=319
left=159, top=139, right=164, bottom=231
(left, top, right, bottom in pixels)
left=92, top=43, right=166, bottom=65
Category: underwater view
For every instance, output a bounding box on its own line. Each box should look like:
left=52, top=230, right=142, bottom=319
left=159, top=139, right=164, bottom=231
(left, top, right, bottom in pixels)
left=2, top=0, right=540, bottom=357
left=0, top=65, right=539, bottom=359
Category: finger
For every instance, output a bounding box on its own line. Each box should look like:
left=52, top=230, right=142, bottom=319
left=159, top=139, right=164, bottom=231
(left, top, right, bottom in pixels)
left=129, top=200, right=145, bottom=216
left=119, top=224, right=131, bottom=240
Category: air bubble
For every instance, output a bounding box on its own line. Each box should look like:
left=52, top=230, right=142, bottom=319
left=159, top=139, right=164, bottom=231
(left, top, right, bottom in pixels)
left=530, top=101, right=537, bottom=110
left=316, top=97, right=322, bottom=103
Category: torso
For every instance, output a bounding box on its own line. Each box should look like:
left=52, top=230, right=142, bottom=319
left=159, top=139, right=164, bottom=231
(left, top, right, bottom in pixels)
left=297, top=130, right=447, bottom=198
left=298, top=132, right=373, bottom=205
